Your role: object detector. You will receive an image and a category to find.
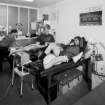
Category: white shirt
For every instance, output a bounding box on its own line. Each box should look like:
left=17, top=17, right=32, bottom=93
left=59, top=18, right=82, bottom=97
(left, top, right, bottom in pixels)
left=45, top=43, right=62, bottom=56
left=0, top=35, right=5, bottom=41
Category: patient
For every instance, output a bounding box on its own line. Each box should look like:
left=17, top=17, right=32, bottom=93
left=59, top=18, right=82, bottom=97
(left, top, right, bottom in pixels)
left=23, top=36, right=87, bottom=74
left=43, top=36, right=87, bottom=69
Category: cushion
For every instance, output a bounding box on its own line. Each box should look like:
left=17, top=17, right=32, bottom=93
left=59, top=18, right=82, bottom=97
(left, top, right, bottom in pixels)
left=54, top=69, right=82, bottom=86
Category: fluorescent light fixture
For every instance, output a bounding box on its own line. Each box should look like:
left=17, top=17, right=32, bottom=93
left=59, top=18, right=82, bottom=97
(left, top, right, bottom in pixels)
left=23, top=0, right=34, bottom=2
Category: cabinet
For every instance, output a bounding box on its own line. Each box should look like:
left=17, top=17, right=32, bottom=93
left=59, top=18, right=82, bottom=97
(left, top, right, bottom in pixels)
left=92, top=61, right=105, bottom=89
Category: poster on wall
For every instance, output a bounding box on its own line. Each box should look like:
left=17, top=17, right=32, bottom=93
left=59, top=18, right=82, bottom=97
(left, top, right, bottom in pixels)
left=80, top=11, right=102, bottom=26
left=43, top=14, right=49, bottom=21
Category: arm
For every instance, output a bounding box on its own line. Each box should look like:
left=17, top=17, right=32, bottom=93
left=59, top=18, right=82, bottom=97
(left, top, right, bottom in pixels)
left=10, top=44, right=46, bottom=55
left=44, top=43, right=55, bottom=55
left=72, top=52, right=83, bottom=63
left=23, top=43, right=46, bottom=51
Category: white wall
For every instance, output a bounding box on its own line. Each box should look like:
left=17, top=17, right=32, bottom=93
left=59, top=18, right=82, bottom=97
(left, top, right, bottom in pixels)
left=38, top=0, right=105, bottom=44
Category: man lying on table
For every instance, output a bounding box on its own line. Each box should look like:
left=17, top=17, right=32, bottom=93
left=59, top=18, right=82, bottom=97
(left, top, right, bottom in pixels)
left=26, top=36, right=87, bottom=74
left=43, top=36, right=87, bottom=69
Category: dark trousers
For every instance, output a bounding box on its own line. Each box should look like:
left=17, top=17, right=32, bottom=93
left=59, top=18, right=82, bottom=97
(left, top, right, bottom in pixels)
left=0, top=47, right=9, bottom=72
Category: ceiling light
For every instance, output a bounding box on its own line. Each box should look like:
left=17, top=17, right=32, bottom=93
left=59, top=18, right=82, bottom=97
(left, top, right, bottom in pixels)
left=23, top=0, right=34, bottom=2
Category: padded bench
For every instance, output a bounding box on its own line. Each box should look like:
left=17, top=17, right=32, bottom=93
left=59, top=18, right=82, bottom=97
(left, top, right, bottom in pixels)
left=54, top=69, right=83, bottom=94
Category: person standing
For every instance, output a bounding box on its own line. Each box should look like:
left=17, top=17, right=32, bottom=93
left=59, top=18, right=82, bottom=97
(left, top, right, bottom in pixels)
left=36, top=24, right=55, bottom=45
left=0, top=31, right=15, bottom=72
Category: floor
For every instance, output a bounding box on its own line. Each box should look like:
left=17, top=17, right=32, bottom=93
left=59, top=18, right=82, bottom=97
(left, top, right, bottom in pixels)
left=0, top=60, right=90, bottom=105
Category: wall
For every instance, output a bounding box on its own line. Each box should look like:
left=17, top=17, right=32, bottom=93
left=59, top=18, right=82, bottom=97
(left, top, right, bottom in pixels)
left=38, top=0, right=105, bottom=44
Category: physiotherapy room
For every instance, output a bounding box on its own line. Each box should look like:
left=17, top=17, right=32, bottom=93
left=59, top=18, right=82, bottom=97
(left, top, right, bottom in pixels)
left=0, top=0, right=105, bottom=105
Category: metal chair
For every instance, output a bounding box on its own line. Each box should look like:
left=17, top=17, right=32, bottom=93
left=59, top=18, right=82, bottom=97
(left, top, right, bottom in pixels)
left=11, top=51, right=34, bottom=96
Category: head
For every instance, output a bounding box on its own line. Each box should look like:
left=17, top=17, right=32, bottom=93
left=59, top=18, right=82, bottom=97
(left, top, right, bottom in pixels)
left=74, top=36, right=87, bottom=52
left=44, top=24, right=51, bottom=34
left=16, top=23, right=23, bottom=31
left=74, top=36, right=81, bottom=46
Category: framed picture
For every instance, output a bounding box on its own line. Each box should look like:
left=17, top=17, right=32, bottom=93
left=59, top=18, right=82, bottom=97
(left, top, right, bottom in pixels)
left=80, top=11, right=102, bottom=26
left=43, top=14, right=49, bottom=21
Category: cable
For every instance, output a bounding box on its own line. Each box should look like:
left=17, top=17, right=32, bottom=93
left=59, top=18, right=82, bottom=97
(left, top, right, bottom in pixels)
left=0, top=79, right=12, bottom=102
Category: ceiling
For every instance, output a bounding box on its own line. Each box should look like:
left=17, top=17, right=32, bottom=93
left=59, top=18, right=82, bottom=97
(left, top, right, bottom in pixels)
left=0, top=0, right=64, bottom=8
